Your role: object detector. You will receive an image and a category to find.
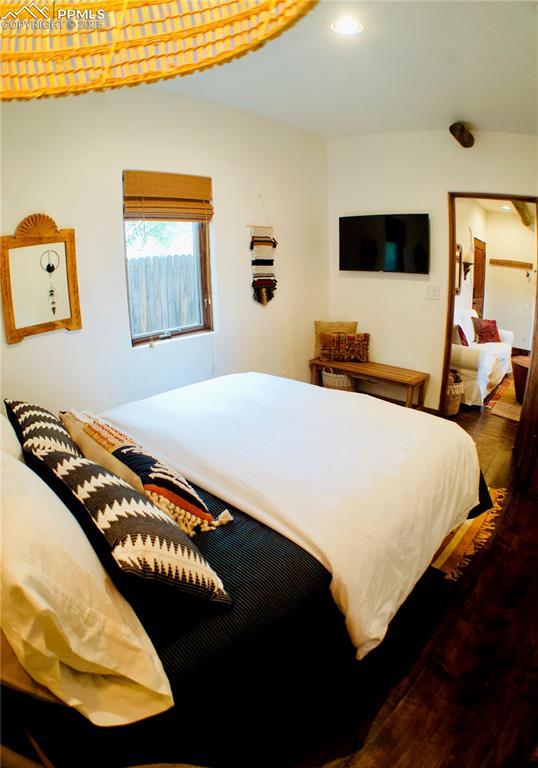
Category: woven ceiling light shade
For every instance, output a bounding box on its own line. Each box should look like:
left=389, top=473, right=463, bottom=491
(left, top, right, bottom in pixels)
left=0, top=0, right=317, bottom=101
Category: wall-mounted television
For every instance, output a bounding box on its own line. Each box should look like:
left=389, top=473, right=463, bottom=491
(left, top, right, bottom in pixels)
left=339, top=213, right=430, bottom=274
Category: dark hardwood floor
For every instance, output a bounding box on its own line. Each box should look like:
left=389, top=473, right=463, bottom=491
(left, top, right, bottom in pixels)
left=453, top=405, right=519, bottom=488
left=317, top=405, right=537, bottom=768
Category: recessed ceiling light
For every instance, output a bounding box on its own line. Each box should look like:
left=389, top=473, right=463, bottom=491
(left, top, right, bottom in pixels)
left=331, top=15, right=363, bottom=35
left=500, top=204, right=511, bottom=211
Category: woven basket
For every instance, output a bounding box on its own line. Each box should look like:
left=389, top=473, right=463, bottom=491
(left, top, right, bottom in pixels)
left=444, top=377, right=464, bottom=416
left=321, top=367, right=354, bottom=391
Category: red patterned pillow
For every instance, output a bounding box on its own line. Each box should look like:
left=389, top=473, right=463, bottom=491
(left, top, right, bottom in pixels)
left=319, top=332, right=369, bottom=362
left=472, top=317, right=501, bottom=344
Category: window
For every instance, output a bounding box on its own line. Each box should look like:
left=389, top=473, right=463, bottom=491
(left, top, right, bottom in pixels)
left=123, top=171, right=213, bottom=345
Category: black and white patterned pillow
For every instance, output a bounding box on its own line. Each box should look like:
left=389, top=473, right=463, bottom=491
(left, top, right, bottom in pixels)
left=25, top=448, right=231, bottom=606
left=4, top=400, right=81, bottom=457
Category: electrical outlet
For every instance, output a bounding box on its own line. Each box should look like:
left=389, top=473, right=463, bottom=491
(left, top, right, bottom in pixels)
left=426, top=285, right=440, bottom=300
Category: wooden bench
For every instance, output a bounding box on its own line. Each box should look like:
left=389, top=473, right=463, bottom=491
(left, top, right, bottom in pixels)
left=309, top=358, right=430, bottom=409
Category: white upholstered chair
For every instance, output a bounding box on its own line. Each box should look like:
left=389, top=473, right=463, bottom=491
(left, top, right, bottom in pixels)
left=451, top=308, right=513, bottom=406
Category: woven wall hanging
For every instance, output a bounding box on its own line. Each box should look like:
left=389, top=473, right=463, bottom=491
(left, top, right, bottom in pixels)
left=250, top=225, right=277, bottom=305
left=249, top=195, right=277, bottom=305
left=1, top=0, right=317, bottom=101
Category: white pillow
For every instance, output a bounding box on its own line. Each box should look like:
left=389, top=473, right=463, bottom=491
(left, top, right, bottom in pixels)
left=0, top=453, right=173, bottom=725
left=1, top=414, right=22, bottom=460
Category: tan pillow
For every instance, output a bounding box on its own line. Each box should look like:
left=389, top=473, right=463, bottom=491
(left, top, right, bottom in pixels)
left=314, top=321, right=358, bottom=359
left=61, top=410, right=232, bottom=537
left=61, top=410, right=146, bottom=492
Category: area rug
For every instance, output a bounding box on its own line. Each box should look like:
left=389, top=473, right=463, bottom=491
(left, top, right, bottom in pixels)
left=431, top=488, right=507, bottom=581
left=486, top=375, right=521, bottom=422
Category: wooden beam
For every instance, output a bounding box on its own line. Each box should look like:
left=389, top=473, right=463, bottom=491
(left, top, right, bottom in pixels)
left=489, top=258, right=533, bottom=270
left=449, top=122, right=474, bottom=148
left=511, top=200, right=533, bottom=228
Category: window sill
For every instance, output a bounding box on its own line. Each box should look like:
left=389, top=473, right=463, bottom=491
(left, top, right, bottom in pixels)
left=131, top=327, right=214, bottom=349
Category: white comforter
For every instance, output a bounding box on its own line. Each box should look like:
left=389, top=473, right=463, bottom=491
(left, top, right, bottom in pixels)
left=103, top=373, right=480, bottom=659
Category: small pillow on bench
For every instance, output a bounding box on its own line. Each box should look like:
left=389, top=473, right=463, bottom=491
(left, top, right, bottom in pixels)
left=314, top=321, right=357, bottom=358
left=61, top=410, right=232, bottom=538
left=319, top=332, right=370, bottom=363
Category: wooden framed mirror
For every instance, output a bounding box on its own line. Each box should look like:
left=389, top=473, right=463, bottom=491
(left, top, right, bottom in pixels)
left=1, top=214, right=82, bottom=344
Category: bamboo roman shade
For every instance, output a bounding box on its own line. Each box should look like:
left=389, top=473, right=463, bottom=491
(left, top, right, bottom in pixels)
left=123, top=170, right=213, bottom=222
left=1, top=0, right=317, bottom=102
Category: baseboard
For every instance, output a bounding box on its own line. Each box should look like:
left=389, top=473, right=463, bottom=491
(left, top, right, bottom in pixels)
left=424, top=406, right=440, bottom=416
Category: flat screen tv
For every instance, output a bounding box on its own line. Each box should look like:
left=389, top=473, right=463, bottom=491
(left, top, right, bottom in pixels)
left=339, top=213, right=430, bottom=274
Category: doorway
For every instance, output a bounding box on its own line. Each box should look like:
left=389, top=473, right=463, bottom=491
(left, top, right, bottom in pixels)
left=442, top=193, right=538, bottom=485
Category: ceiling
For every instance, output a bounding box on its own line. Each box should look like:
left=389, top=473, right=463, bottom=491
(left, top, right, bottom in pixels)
left=475, top=198, right=537, bottom=219
left=155, top=1, right=538, bottom=138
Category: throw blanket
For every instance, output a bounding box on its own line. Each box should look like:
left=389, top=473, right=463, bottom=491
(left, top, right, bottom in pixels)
left=103, top=373, right=480, bottom=658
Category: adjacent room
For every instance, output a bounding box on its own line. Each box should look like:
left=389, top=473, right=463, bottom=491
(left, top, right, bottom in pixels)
left=1, top=2, right=537, bottom=767
left=451, top=195, right=536, bottom=415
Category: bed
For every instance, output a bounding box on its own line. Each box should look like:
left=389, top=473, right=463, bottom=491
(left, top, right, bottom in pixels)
left=2, top=373, right=487, bottom=767
left=102, top=372, right=481, bottom=659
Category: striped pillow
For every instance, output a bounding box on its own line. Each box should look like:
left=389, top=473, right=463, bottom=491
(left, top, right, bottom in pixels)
left=61, top=410, right=232, bottom=537
left=4, top=400, right=82, bottom=458
left=23, top=448, right=231, bottom=606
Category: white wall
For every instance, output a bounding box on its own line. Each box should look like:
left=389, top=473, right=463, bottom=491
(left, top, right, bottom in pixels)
left=0, top=89, right=329, bottom=413
left=454, top=198, right=487, bottom=314
left=327, top=131, right=537, bottom=408
left=484, top=211, right=536, bottom=349
left=2, top=100, right=536, bottom=415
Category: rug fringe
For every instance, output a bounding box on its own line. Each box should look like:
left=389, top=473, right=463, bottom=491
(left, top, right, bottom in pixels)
left=437, top=489, right=506, bottom=581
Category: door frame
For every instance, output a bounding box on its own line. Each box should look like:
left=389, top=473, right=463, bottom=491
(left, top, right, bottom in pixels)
left=441, top=193, right=538, bottom=442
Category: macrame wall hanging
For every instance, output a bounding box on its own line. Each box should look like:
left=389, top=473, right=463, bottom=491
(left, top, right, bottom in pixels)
left=249, top=196, right=278, bottom=305
left=40, top=248, right=61, bottom=315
